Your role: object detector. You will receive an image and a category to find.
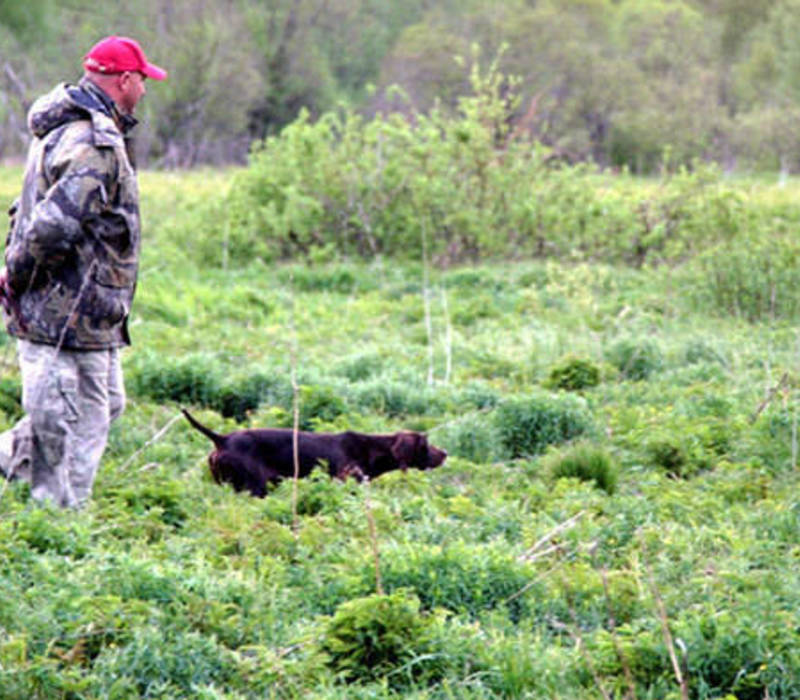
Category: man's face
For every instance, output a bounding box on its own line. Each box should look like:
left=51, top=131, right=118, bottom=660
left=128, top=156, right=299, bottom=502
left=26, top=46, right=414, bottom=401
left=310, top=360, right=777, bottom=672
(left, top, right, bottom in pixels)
left=116, top=71, right=147, bottom=114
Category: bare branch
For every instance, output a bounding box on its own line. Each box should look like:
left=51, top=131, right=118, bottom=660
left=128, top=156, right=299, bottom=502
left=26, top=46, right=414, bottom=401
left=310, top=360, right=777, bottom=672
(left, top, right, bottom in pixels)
left=645, top=561, right=689, bottom=700
left=3, top=63, right=30, bottom=109
left=519, top=510, right=586, bottom=561
left=117, top=412, right=183, bottom=472
left=440, top=287, right=452, bottom=384
left=288, top=273, right=301, bottom=538
left=749, top=371, right=789, bottom=424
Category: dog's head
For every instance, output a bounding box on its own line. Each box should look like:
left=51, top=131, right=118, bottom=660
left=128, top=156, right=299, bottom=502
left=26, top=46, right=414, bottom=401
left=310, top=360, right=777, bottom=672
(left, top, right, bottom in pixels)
left=390, top=432, right=447, bottom=471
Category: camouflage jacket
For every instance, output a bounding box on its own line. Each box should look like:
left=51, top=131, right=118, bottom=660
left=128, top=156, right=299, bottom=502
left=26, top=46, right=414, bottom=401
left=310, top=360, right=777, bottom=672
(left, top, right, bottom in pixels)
left=3, top=77, right=141, bottom=350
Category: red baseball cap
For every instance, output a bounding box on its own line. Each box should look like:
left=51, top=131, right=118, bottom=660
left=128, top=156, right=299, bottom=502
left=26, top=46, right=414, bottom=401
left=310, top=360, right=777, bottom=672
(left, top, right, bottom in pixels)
left=84, top=36, right=167, bottom=81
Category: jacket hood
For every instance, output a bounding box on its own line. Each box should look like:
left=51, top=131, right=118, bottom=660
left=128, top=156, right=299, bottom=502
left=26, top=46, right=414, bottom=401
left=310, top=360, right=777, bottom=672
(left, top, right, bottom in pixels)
left=27, top=78, right=135, bottom=140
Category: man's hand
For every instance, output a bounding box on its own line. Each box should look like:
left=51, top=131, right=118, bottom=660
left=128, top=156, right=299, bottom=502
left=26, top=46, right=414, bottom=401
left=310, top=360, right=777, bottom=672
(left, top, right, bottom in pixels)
left=0, top=267, right=11, bottom=312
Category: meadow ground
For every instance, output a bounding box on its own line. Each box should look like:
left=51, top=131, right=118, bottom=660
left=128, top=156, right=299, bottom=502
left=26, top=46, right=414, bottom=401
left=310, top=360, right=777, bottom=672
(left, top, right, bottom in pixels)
left=0, top=167, right=798, bottom=698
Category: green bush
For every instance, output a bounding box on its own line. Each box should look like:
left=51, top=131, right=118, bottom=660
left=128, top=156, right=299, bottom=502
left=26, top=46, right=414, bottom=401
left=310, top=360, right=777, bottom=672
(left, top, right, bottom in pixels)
left=678, top=606, right=800, bottom=699
left=544, top=442, right=619, bottom=494
left=333, top=352, right=386, bottom=382
left=264, top=468, right=346, bottom=522
left=589, top=605, right=800, bottom=698
left=108, top=480, right=189, bottom=529
left=98, top=556, right=179, bottom=606
left=15, top=508, right=89, bottom=557
left=450, top=294, right=503, bottom=326
left=748, top=406, right=800, bottom=471
left=589, top=621, right=672, bottom=691
left=297, top=384, right=348, bottom=430
left=211, top=62, right=742, bottom=268
left=646, top=436, right=691, bottom=477
left=127, top=352, right=224, bottom=408
left=454, top=380, right=501, bottom=411
left=433, top=411, right=504, bottom=464
left=494, top=393, right=594, bottom=458
left=644, top=416, right=731, bottom=478
left=683, top=337, right=727, bottom=366
left=318, top=590, right=444, bottom=687
left=128, top=353, right=297, bottom=423
left=376, top=542, right=534, bottom=621
left=543, top=355, right=602, bottom=391
left=277, top=264, right=379, bottom=294
left=683, top=232, right=800, bottom=322
left=617, top=162, right=743, bottom=267
left=90, top=627, right=240, bottom=697
left=0, top=376, right=22, bottom=420
left=215, top=372, right=293, bottom=422
left=606, top=337, right=664, bottom=381
left=350, top=377, right=445, bottom=418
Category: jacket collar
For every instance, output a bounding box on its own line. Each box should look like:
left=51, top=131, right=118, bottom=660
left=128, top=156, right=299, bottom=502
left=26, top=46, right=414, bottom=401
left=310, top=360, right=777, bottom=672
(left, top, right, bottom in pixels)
left=78, top=76, right=138, bottom=136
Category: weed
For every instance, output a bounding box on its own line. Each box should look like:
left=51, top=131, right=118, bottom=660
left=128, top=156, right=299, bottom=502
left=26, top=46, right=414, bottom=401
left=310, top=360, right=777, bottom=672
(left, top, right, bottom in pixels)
left=0, top=376, right=22, bottom=421
left=2, top=164, right=800, bottom=699
left=606, top=337, right=664, bottom=381
left=434, top=411, right=504, bottom=464
left=376, top=542, right=534, bottom=622
left=318, top=590, right=445, bottom=687
left=544, top=442, right=619, bottom=494
left=14, top=507, right=89, bottom=557
left=494, top=393, right=594, bottom=458
left=543, top=355, right=602, bottom=391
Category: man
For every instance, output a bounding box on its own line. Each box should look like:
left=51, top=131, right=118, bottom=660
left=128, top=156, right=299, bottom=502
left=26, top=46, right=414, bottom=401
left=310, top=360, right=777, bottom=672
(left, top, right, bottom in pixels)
left=0, top=36, right=167, bottom=508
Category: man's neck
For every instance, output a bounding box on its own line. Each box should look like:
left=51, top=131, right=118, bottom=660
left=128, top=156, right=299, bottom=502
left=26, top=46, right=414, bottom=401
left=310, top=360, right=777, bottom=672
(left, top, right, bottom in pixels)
left=80, top=76, right=138, bottom=134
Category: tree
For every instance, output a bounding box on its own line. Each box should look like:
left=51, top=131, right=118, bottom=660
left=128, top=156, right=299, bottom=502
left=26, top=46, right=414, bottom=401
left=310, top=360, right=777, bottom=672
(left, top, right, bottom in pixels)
left=371, top=21, right=470, bottom=115
left=244, top=0, right=339, bottom=140
left=146, top=1, right=262, bottom=165
left=609, top=0, right=727, bottom=170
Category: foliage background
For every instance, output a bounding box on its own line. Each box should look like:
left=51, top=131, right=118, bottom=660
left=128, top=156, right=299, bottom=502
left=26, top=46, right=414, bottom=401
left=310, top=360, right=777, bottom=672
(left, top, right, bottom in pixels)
left=2, top=2, right=800, bottom=697
left=3, top=0, right=800, bottom=171
left=1, top=159, right=800, bottom=697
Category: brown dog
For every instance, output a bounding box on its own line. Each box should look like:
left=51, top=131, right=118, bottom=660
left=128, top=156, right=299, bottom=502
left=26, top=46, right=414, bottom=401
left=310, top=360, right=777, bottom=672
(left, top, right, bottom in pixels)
left=182, top=409, right=447, bottom=497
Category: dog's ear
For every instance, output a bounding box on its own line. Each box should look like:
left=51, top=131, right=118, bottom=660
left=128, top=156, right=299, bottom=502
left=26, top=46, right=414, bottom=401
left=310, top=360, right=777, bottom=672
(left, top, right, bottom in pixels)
left=390, top=432, right=425, bottom=469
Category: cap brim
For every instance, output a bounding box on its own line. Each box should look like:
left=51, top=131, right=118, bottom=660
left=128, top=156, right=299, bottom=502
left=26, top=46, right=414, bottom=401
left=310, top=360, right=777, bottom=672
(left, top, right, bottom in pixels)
left=143, top=62, right=167, bottom=81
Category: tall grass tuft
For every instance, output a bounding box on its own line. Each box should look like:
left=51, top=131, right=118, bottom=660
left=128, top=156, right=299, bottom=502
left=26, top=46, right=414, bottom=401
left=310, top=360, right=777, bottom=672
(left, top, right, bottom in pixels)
left=494, top=393, right=594, bottom=458
left=543, top=442, right=619, bottom=494
left=318, top=590, right=446, bottom=688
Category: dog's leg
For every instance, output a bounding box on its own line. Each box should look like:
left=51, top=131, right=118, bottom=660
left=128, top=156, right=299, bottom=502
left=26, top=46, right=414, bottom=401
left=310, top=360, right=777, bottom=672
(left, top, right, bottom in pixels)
left=337, top=463, right=366, bottom=482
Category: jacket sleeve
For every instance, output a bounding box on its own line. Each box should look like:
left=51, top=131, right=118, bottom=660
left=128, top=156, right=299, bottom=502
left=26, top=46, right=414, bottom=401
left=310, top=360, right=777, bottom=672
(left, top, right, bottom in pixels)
left=21, top=141, right=116, bottom=264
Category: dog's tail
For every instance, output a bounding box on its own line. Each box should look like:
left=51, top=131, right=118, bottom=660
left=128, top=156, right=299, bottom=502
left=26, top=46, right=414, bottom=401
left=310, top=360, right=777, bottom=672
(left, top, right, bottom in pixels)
left=181, top=408, right=226, bottom=446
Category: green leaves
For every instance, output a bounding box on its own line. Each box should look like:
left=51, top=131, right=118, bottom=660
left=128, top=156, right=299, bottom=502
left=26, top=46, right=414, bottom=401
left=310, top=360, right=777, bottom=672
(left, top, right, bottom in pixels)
left=319, top=591, right=444, bottom=686
left=495, top=393, right=595, bottom=458
left=4, top=166, right=800, bottom=697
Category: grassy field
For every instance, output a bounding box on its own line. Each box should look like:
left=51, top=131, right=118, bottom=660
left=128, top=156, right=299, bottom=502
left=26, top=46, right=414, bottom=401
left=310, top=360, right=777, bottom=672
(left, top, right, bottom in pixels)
left=0, top=167, right=799, bottom=698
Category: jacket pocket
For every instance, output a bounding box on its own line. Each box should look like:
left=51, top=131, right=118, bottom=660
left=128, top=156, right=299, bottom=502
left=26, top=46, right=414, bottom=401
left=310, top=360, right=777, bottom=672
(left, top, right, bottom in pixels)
left=57, top=372, right=80, bottom=423
left=92, top=261, right=137, bottom=289
left=86, top=271, right=130, bottom=327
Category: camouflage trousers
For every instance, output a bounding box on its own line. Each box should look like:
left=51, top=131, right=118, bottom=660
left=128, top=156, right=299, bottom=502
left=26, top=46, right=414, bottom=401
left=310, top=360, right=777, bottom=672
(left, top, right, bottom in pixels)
left=0, top=340, right=125, bottom=508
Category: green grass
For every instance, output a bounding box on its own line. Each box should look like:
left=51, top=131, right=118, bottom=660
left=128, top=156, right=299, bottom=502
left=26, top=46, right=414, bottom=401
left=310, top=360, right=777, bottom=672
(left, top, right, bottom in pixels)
left=0, top=168, right=799, bottom=698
